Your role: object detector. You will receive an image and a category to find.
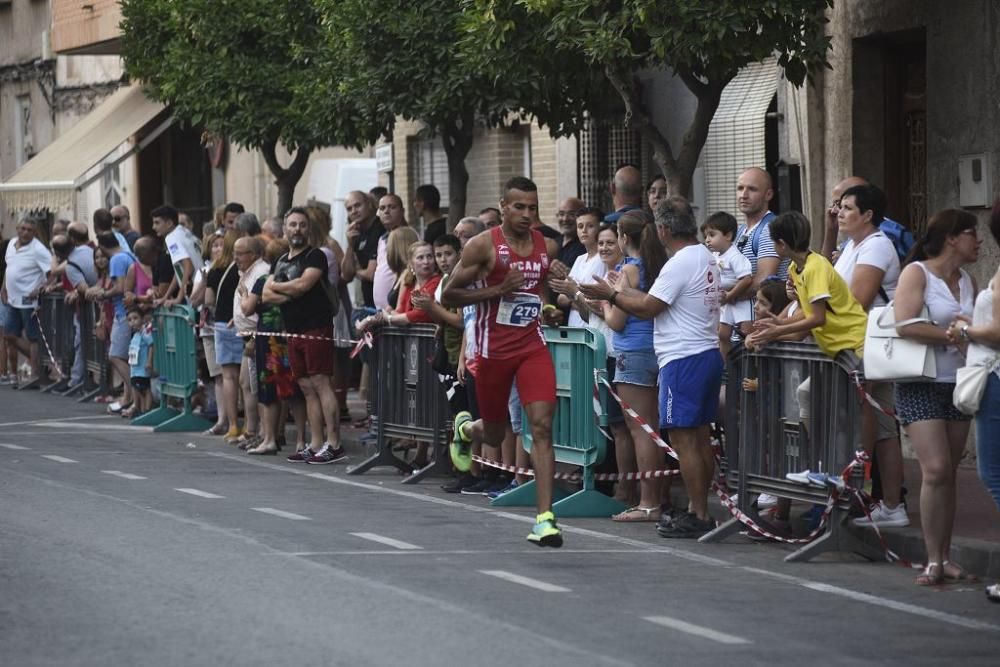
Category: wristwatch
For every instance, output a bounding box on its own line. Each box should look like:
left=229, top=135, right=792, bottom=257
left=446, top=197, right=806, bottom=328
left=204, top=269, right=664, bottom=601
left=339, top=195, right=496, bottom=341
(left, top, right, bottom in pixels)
left=959, top=324, right=971, bottom=341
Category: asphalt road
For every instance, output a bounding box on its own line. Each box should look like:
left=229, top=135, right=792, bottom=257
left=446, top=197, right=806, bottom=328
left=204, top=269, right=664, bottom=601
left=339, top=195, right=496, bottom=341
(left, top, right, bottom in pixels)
left=1, top=389, right=998, bottom=666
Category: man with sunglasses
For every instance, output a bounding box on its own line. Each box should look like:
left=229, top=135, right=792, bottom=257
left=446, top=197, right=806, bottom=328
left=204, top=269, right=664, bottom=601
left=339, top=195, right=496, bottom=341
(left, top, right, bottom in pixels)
left=110, top=205, right=140, bottom=250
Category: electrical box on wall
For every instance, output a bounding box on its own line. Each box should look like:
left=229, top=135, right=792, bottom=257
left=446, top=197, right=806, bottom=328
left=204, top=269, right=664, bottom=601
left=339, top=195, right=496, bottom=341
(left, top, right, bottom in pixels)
left=958, top=154, right=990, bottom=208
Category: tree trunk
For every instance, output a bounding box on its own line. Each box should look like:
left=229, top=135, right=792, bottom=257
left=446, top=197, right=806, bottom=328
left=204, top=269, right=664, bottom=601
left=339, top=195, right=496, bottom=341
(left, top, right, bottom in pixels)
left=604, top=65, right=729, bottom=201
left=260, top=139, right=312, bottom=216
left=440, top=111, right=475, bottom=231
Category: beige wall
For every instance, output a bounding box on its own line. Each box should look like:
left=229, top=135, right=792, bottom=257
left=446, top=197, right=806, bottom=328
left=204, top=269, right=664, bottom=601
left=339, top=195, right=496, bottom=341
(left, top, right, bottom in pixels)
left=381, top=119, right=577, bottom=231
left=52, top=0, right=121, bottom=54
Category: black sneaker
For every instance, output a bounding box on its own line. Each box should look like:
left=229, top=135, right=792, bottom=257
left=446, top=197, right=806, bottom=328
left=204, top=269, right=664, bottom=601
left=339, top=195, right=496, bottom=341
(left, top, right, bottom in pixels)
left=460, top=477, right=493, bottom=495
left=441, top=473, right=478, bottom=494
left=487, top=474, right=513, bottom=494
left=657, top=512, right=716, bottom=539
left=306, top=445, right=348, bottom=465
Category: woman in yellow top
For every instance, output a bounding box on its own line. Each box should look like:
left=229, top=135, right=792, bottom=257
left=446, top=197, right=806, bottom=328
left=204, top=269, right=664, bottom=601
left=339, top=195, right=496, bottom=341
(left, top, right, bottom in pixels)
left=746, top=211, right=867, bottom=356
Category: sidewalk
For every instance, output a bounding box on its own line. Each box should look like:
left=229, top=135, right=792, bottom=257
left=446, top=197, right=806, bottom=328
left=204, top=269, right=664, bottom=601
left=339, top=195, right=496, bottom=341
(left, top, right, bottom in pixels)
left=339, top=391, right=1000, bottom=579
left=853, top=458, right=1000, bottom=579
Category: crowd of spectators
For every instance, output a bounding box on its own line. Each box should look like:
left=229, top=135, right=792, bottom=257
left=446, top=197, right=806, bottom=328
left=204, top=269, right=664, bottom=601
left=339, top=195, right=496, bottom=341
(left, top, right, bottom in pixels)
left=3, top=172, right=1000, bottom=593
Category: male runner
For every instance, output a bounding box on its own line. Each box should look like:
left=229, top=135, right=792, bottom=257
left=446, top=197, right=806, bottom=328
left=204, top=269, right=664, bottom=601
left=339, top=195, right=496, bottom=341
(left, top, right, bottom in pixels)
left=442, top=176, right=565, bottom=547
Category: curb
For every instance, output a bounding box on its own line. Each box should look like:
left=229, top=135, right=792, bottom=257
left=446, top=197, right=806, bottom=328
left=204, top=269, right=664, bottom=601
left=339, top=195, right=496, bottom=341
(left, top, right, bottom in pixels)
left=855, top=525, right=1000, bottom=580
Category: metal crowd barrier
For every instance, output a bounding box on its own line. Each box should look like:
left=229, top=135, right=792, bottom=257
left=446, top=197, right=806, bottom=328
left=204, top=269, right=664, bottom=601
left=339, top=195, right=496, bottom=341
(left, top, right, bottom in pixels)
left=132, top=305, right=212, bottom=432
left=77, top=301, right=111, bottom=401
left=491, top=326, right=626, bottom=517
left=17, top=293, right=74, bottom=392
left=700, top=341, right=883, bottom=562
left=348, top=324, right=451, bottom=483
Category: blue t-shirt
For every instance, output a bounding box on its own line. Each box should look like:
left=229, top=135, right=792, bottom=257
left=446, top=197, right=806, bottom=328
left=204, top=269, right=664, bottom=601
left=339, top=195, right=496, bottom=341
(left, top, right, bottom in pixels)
left=128, top=326, right=154, bottom=378
left=109, top=252, right=137, bottom=319
left=612, top=256, right=654, bottom=352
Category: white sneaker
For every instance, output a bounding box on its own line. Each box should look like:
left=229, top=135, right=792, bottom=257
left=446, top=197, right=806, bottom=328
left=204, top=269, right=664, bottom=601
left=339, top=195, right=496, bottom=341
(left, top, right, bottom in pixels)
left=852, top=501, right=910, bottom=528
left=756, top=493, right=779, bottom=509
left=785, top=470, right=812, bottom=484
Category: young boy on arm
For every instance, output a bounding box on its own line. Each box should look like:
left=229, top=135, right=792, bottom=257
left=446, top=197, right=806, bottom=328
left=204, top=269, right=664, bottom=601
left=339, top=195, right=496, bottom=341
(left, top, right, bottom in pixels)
left=702, top=212, right=752, bottom=358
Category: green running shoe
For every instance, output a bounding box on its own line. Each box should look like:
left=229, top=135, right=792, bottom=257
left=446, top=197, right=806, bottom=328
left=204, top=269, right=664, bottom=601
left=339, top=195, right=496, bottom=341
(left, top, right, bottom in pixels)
left=527, top=511, right=563, bottom=548
left=450, top=410, right=473, bottom=472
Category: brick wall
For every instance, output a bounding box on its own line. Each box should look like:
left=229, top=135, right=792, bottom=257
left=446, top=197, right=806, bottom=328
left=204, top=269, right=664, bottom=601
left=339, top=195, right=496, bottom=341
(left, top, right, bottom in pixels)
left=52, top=0, right=122, bottom=54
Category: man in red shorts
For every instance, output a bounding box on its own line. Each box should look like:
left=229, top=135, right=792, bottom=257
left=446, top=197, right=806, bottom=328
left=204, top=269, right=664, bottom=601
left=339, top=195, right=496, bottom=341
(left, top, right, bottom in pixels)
left=442, top=176, right=565, bottom=546
left=263, top=207, right=344, bottom=464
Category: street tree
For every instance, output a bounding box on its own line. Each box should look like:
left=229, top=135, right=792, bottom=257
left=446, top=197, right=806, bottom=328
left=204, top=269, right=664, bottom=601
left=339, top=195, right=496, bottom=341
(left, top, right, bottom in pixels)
left=316, top=0, right=612, bottom=226
left=466, top=0, right=833, bottom=198
left=120, top=0, right=389, bottom=215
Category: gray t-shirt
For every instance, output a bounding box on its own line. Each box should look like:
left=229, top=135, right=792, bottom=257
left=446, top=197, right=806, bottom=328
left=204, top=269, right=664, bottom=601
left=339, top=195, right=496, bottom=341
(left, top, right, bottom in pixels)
left=65, top=245, right=98, bottom=288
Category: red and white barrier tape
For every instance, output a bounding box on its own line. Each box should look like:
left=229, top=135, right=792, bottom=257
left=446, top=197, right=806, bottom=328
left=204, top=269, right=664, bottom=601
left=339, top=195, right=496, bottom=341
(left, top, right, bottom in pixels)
left=849, top=371, right=902, bottom=425
left=595, top=371, right=679, bottom=461
left=32, top=310, right=65, bottom=381
left=471, top=454, right=679, bottom=482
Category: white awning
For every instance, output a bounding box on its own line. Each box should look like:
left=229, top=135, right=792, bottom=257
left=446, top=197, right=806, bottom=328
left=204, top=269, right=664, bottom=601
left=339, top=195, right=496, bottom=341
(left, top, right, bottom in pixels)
left=702, top=58, right=780, bottom=217
left=0, top=84, right=172, bottom=211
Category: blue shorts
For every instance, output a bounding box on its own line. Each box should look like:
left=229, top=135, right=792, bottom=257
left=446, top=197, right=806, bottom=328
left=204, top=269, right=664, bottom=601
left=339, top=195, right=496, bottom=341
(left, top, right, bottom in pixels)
left=214, top=323, right=244, bottom=366
left=613, top=348, right=658, bottom=387
left=109, top=315, right=132, bottom=360
left=659, top=348, right=723, bottom=429
left=2, top=305, right=40, bottom=341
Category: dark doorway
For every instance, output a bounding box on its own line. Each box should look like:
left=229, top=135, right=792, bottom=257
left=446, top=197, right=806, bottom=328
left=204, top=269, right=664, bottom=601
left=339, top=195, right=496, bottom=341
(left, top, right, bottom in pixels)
left=137, top=123, right=213, bottom=236
left=852, top=29, right=927, bottom=235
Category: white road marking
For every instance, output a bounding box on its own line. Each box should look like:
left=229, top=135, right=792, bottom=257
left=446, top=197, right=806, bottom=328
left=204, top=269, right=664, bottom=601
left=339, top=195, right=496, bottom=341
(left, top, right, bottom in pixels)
left=209, top=451, right=1000, bottom=633
left=174, top=488, right=224, bottom=499
left=479, top=570, right=570, bottom=593
left=265, top=548, right=664, bottom=557
left=41, top=455, right=77, bottom=463
left=35, top=422, right=148, bottom=432
left=0, top=443, right=29, bottom=450
left=102, top=470, right=147, bottom=480
left=0, top=415, right=115, bottom=428
left=349, top=532, right=422, bottom=550
left=251, top=507, right=311, bottom=521
left=643, top=616, right=751, bottom=645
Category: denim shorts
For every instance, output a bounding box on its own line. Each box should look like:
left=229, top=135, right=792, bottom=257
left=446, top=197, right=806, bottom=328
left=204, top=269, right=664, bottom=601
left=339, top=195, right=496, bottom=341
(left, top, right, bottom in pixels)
left=613, top=349, right=659, bottom=387
left=109, top=315, right=132, bottom=360
left=2, top=305, right=40, bottom=341
left=214, top=323, right=244, bottom=366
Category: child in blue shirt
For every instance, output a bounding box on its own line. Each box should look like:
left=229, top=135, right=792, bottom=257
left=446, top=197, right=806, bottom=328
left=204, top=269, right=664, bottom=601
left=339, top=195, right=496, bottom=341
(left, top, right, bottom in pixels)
left=124, top=307, right=155, bottom=417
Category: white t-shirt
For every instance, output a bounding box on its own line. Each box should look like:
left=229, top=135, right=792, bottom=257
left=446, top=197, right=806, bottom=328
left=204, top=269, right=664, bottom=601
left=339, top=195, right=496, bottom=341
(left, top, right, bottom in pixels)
left=717, top=245, right=753, bottom=326
left=165, top=226, right=204, bottom=276
left=834, top=230, right=900, bottom=307
left=232, top=259, right=271, bottom=332
left=648, top=243, right=721, bottom=367
left=567, top=251, right=606, bottom=328
left=373, top=235, right=395, bottom=310
left=4, top=237, right=52, bottom=308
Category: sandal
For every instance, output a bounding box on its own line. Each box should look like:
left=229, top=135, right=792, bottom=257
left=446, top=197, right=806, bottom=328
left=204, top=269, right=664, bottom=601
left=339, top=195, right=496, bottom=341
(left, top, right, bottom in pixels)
left=612, top=506, right=662, bottom=522
left=986, top=583, right=1000, bottom=603
left=203, top=424, right=228, bottom=436
left=915, top=562, right=943, bottom=586
left=942, top=561, right=980, bottom=583
left=121, top=406, right=139, bottom=419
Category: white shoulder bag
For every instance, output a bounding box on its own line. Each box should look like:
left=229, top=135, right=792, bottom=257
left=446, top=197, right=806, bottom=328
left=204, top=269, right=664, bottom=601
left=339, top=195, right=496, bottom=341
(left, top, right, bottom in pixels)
left=954, top=356, right=1000, bottom=416
left=863, top=302, right=937, bottom=382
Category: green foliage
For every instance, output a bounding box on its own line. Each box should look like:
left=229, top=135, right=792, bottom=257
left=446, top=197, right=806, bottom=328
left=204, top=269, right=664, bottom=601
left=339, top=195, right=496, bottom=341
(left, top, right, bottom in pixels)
left=120, top=0, right=388, bottom=153
left=493, top=0, right=833, bottom=88
left=314, top=0, right=611, bottom=140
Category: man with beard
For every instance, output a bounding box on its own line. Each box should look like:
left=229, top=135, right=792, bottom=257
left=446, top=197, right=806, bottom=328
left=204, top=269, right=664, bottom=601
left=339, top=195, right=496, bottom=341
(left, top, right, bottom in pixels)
left=263, top=207, right=344, bottom=465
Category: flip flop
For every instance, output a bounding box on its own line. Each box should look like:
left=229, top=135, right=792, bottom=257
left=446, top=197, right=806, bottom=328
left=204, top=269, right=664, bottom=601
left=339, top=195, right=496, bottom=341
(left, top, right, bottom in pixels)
left=612, top=506, right=662, bottom=522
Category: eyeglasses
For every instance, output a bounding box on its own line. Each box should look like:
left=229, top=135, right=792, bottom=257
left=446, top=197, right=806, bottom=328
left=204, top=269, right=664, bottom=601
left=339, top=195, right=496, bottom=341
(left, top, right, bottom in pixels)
left=737, top=235, right=749, bottom=250
left=112, top=216, right=124, bottom=222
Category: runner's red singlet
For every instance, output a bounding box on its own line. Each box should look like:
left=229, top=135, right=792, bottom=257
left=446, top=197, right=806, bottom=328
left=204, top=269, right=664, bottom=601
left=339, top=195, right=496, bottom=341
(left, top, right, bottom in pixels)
left=475, top=226, right=550, bottom=360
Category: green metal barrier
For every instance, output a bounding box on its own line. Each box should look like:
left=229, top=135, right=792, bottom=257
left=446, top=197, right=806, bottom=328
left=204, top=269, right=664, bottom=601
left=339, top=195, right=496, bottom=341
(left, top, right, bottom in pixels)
left=491, top=326, right=627, bottom=517
left=132, top=305, right=212, bottom=432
